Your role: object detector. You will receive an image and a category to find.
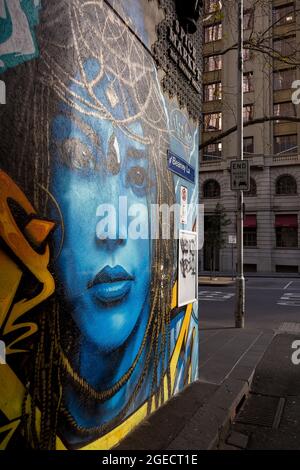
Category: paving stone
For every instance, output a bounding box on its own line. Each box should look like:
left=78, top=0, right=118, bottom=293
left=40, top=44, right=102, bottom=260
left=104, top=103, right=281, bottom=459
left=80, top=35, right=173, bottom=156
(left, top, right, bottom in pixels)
left=222, top=333, right=300, bottom=451
left=228, top=365, right=255, bottom=382
left=210, top=378, right=248, bottom=414
left=252, top=334, right=300, bottom=397
left=227, top=431, right=249, bottom=449
left=117, top=381, right=217, bottom=450
left=219, top=443, right=241, bottom=450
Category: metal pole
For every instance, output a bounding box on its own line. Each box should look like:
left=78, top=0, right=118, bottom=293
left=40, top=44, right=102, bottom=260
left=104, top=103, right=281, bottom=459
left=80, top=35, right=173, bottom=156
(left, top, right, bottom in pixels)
left=232, top=243, right=234, bottom=281
left=235, top=0, right=245, bottom=328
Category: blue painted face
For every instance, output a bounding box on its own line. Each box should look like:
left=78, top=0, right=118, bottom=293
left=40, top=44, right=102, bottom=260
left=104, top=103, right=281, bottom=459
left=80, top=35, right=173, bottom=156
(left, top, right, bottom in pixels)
left=51, top=62, right=154, bottom=353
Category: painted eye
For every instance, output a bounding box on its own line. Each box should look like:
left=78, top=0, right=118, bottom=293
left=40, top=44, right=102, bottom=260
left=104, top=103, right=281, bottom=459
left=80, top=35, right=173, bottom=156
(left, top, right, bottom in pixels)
left=127, top=166, right=146, bottom=188
left=126, top=166, right=150, bottom=197
left=59, top=138, right=97, bottom=170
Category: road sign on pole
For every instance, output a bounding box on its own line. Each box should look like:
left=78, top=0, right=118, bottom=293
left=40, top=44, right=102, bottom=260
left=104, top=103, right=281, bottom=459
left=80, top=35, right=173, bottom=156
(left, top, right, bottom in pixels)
left=230, top=160, right=249, bottom=191
left=228, top=235, right=237, bottom=244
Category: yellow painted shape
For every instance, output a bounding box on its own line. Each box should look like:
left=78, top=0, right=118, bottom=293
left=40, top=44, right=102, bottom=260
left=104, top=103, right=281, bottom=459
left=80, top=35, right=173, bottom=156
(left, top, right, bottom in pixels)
left=24, top=218, right=55, bottom=247
left=0, top=171, right=55, bottom=353
left=0, top=419, right=21, bottom=450
left=0, top=365, right=29, bottom=421
left=0, top=249, right=22, bottom=329
left=171, top=282, right=177, bottom=309
left=0, top=365, right=41, bottom=443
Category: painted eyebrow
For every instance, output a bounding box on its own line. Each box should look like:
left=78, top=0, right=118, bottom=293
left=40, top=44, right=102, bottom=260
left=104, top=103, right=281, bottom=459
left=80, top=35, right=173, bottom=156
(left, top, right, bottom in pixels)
left=62, top=110, right=102, bottom=149
left=127, top=147, right=147, bottom=159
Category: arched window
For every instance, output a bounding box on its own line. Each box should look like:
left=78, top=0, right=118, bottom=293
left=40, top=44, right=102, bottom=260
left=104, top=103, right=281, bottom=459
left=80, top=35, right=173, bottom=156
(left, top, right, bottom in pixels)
left=276, top=175, right=297, bottom=195
left=203, top=179, right=221, bottom=198
left=245, top=178, right=257, bottom=197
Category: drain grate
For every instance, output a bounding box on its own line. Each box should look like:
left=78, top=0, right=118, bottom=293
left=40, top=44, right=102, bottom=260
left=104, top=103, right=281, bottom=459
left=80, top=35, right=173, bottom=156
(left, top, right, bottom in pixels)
left=235, top=394, right=280, bottom=428
left=278, top=322, right=300, bottom=334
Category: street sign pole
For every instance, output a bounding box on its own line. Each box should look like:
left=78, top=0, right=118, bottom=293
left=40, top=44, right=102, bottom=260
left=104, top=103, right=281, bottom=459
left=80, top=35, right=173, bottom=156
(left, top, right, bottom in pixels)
left=235, top=0, right=245, bottom=329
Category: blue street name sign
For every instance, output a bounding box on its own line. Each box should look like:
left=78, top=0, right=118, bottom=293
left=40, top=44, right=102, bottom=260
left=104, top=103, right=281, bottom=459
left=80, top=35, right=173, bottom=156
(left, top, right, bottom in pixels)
left=167, top=150, right=195, bottom=184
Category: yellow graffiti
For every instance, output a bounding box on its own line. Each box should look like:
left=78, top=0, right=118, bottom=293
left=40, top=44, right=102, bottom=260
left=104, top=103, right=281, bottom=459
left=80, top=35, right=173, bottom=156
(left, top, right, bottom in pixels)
left=0, top=419, right=21, bottom=450
left=0, top=170, right=55, bottom=354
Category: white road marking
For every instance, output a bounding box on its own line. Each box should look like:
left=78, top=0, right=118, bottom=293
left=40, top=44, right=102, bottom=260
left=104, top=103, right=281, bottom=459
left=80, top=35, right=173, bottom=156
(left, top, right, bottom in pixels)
left=199, top=291, right=235, bottom=302
left=284, top=281, right=293, bottom=290
left=278, top=292, right=300, bottom=307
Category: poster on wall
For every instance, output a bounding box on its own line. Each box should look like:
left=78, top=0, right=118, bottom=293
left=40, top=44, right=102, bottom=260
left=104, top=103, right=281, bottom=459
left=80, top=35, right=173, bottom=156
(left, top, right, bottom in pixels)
left=178, top=230, right=198, bottom=307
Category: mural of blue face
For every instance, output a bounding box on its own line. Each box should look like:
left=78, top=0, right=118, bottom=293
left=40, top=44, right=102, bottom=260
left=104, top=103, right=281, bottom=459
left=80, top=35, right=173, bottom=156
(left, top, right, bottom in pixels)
left=51, top=60, right=154, bottom=353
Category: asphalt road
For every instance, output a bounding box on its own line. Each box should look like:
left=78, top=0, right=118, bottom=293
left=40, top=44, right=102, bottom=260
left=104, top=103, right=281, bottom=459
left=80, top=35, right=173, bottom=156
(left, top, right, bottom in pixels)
left=199, top=277, right=300, bottom=330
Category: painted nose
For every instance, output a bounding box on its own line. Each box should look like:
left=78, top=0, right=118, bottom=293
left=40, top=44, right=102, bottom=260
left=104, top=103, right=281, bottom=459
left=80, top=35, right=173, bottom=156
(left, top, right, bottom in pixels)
left=95, top=182, right=128, bottom=249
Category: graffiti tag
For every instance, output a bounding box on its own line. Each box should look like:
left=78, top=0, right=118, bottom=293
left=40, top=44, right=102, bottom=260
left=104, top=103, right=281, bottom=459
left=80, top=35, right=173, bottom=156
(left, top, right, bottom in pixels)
left=0, top=0, right=41, bottom=73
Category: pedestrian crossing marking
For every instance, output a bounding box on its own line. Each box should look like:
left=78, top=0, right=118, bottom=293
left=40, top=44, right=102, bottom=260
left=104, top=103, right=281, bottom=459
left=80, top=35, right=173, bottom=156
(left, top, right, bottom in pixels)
left=199, top=291, right=235, bottom=302
left=278, top=292, right=300, bottom=307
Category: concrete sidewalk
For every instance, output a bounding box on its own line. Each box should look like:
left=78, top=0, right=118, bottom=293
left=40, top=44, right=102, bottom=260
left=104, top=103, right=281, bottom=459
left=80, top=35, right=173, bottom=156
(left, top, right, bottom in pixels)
left=220, top=325, right=300, bottom=450
left=200, top=271, right=300, bottom=279
left=116, top=325, right=274, bottom=450
left=199, top=276, right=235, bottom=286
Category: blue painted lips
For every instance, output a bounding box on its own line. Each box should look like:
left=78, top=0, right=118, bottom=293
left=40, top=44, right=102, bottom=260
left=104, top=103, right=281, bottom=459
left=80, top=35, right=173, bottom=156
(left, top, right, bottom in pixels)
left=88, top=265, right=134, bottom=304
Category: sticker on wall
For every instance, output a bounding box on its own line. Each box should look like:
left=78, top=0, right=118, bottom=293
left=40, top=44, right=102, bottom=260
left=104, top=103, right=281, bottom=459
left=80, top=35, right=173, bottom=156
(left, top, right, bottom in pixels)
left=178, top=230, right=197, bottom=307
left=0, top=0, right=41, bottom=73
left=180, top=186, right=188, bottom=225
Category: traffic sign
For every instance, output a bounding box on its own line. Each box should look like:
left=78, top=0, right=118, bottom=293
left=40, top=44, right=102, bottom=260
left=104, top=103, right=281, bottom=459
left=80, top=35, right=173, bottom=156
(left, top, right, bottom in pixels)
left=228, top=235, right=237, bottom=244
left=230, top=160, right=250, bottom=191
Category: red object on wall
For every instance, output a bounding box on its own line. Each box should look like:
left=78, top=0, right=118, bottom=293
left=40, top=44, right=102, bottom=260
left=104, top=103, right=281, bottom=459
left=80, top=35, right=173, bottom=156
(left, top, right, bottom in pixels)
left=244, top=215, right=257, bottom=228
left=275, top=214, right=298, bottom=228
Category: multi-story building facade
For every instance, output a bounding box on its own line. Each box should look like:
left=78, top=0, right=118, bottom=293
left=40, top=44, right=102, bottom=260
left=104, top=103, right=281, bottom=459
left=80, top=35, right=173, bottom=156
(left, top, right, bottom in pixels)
left=200, top=0, right=300, bottom=274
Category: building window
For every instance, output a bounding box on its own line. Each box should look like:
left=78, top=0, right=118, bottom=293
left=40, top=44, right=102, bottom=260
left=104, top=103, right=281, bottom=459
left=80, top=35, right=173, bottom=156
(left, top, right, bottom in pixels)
left=203, top=112, right=222, bottom=131
left=244, top=215, right=257, bottom=247
left=203, top=179, right=221, bottom=198
left=273, top=101, right=296, bottom=122
left=276, top=265, right=298, bottom=274
left=244, top=8, right=254, bottom=30
left=275, top=215, right=298, bottom=248
left=245, top=177, right=257, bottom=197
left=274, top=36, right=296, bottom=58
left=273, top=3, right=295, bottom=26
left=203, top=142, right=222, bottom=160
left=204, top=23, right=222, bottom=43
left=204, top=0, right=222, bottom=14
left=274, top=134, right=298, bottom=154
left=276, top=175, right=297, bottom=195
left=243, top=105, right=254, bottom=123
left=243, top=137, right=254, bottom=154
left=244, top=228, right=257, bottom=247
left=204, top=82, right=222, bottom=101
left=273, top=68, right=296, bottom=90
left=243, top=72, right=254, bottom=93
left=204, top=55, right=222, bottom=72
left=243, top=264, right=257, bottom=272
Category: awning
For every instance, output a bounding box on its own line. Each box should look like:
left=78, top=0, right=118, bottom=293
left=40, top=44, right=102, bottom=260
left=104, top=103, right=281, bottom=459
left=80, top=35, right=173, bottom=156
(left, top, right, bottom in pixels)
left=275, top=214, right=298, bottom=228
left=244, top=215, right=257, bottom=228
